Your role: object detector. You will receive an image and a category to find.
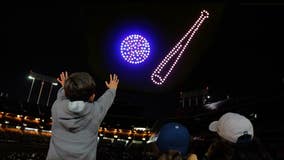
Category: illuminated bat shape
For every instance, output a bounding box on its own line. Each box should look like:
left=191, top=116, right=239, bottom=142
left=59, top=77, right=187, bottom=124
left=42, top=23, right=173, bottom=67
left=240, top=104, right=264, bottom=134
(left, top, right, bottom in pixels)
left=151, top=10, right=209, bottom=85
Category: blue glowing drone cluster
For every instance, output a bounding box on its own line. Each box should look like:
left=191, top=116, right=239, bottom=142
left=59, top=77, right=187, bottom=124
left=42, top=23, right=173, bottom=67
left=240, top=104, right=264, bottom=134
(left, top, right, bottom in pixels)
left=120, top=34, right=150, bottom=64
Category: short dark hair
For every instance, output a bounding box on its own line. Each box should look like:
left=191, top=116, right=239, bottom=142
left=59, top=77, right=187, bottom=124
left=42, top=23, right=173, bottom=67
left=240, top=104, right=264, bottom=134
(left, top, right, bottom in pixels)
left=158, top=150, right=184, bottom=160
left=206, top=138, right=233, bottom=160
left=64, top=72, right=96, bottom=102
left=205, top=137, right=273, bottom=160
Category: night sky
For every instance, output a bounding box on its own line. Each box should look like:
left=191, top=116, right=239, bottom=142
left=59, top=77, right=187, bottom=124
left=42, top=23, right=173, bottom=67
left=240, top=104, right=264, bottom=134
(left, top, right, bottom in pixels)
left=1, top=2, right=284, bottom=108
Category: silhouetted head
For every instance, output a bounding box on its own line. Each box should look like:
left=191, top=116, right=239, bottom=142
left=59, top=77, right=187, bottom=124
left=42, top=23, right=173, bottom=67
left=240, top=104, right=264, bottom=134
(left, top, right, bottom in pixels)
left=64, top=72, right=96, bottom=102
left=156, top=122, right=190, bottom=156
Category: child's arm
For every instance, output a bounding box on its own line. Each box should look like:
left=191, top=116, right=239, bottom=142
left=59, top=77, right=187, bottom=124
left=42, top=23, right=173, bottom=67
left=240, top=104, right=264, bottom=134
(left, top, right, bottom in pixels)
left=56, top=71, right=68, bottom=100
left=56, top=87, right=66, bottom=100
left=95, top=74, right=119, bottom=120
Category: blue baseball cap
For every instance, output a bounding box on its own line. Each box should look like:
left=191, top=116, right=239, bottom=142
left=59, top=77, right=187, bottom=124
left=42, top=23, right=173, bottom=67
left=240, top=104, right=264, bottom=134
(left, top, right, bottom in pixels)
left=156, top=122, right=190, bottom=156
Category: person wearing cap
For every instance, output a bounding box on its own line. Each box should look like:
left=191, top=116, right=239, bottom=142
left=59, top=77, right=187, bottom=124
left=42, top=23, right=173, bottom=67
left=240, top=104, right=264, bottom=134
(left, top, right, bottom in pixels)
left=154, top=122, right=198, bottom=160
left=209, top=112, right=254, bottom=144
left=202, top=112, right=273, bottom=160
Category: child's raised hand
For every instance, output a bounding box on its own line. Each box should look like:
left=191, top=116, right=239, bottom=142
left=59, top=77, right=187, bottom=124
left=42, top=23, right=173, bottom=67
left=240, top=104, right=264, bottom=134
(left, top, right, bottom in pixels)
left=105, top=74, right=119, bottom=89
left=57, top=71, right=68, bottom=87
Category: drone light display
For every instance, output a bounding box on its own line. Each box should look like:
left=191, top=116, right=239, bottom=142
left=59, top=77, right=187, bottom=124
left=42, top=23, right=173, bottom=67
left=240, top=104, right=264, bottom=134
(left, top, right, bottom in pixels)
left=151, top=10, right=209, bottom=85
left=120, top=34, right=151, bottom=64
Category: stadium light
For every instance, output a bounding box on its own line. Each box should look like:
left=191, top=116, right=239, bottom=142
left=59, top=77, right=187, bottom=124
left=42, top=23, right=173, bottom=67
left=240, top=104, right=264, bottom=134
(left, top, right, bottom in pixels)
left=27, top=75, right=36, bottom=102
left=134, top=127, right=147, bottom=131
left=28, top=75, right=35, bottom=80
left=27, top=71, right=58, bottom=107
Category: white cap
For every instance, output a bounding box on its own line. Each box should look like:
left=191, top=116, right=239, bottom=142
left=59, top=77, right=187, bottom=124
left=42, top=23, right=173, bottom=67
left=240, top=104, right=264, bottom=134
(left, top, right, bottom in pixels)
left=209, top=112, right=254, bottom=143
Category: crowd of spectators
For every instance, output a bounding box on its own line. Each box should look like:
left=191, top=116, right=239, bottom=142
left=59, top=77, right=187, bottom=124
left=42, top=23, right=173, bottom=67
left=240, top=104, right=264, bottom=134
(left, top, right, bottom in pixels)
left=0, top=127, right=211, bottom=160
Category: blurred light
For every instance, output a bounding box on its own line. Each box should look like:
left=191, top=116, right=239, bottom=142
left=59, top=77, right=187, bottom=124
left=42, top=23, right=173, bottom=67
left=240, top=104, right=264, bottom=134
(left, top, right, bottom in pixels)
left=28, top=75, right=35, bottom=80
left=16, top=126, right=21, bottom=129
left=23, top=123, right=27, bottom=126
left=25, top=127, right=38, bottom=132
left=147, top=134, right=158, bottom=144
left=204, top=100, right=226, bottom=110
left=207, top=95, right=210, bottom=99
left=132, top=140, right=143, bottom=144
left=151, top=10, right=209, bottom=85
left=52, top=82, right=58, bottom=86
left=134, top=127, right=147, bottom=131
left=5, top=121, right=9, bottom=124
left=42, top=130, right=52, bottom=133
left=250, top=113, right=257, bottom=119
left=142, top=137, right=146, bottom=141
left=35, top=118, right=40, bottom=121
left=99, top=133, right=104, bottom=137
left=120, top=34, right=150, bottom=64
left=128, top=136, right=132, bottom=140
left=114, top=135, right=118, bottom=138
left=192, top=136, right=205, bottom=141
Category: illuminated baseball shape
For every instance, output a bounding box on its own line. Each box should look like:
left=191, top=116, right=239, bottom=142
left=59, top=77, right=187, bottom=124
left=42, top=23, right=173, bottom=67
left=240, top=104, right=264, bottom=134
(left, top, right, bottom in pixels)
left=120, top=34, right=150, bottom=64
